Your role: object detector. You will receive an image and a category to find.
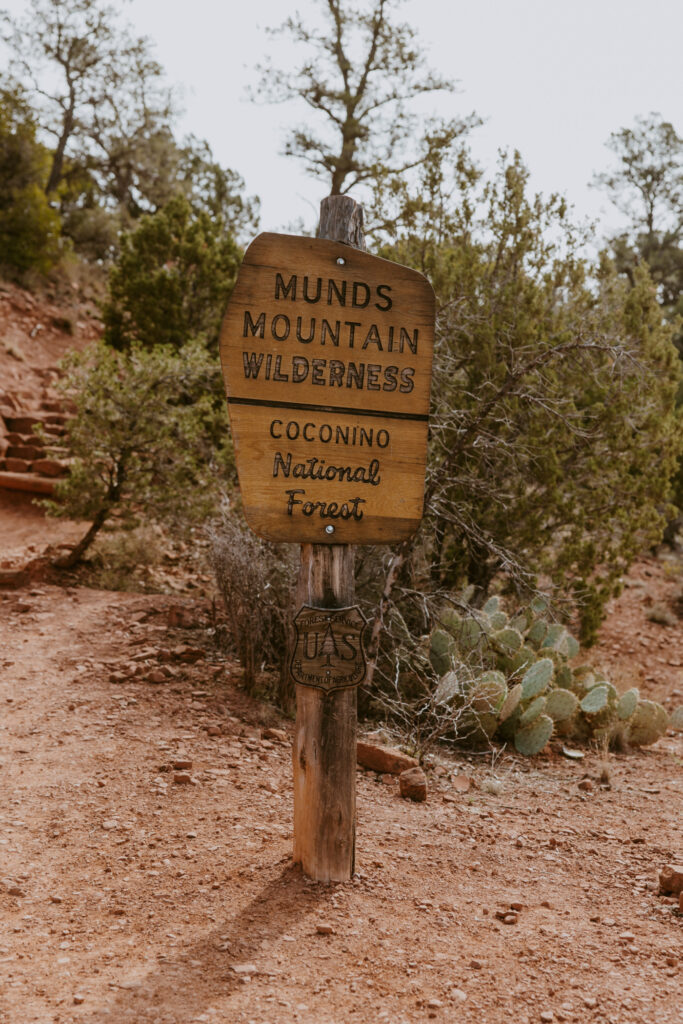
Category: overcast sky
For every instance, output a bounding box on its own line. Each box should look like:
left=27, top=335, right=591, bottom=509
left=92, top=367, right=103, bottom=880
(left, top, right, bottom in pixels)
left=4, top=0, right=682, bottom=240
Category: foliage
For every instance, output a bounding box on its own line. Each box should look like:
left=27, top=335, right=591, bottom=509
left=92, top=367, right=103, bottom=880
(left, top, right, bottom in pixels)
left=254, top=0, right=479, bottom=199
left=101, top=195, right=241, bottom=352
left=0, top=85, right=61, bottom=272
left=377, top=154, right=683, bottom=642
left=369, top=593, right=671, bottom=756
left=594, top=113, right=682, bottom=330
left=208, top=507, right=296, bottom=695
left=43, top=340, right=234, bottom=567
left=1, top=0, right=174, bottom=201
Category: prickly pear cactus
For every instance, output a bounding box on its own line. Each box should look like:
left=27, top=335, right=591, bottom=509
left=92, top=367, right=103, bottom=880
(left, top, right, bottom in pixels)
left=521, top=658, right=554, bottom=699
left=514, top=713, right=554, bottom=755
left=519, top=695, right=547, bottom=727
left=580, top=685, right=610, bottom=714
left=429, top=629, right=454, bottom=677
left=546, top=688, right=578, bottom=722
left=628, top=700, right=668, bottom=746
left=498, top=682, right=523, bottom=724
left=670, top=706, right=683, bottom=731
left=492, top=627, right=523, bottom=654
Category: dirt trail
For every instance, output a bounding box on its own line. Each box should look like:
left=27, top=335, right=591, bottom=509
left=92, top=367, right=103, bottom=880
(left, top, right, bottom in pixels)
left=1, top=579, right=682, bottom=1024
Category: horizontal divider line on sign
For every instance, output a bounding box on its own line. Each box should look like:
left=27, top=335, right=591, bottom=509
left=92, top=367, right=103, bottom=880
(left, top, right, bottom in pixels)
left=226, top=395, right=429, bottom=422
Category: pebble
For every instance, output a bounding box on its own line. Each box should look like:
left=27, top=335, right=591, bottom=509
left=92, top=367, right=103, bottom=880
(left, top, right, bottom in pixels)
left=147, top=669, right=166, bottom=684
left=102, top=820, right=118, bottom=831
left=172, top=759, right=193, bottom=770
left=231, top=963, right=257, bottom=975
left=578, top=779, right=594, bottom=792
left=427, top=998, right=443, bottom=1009
left=262, top=727, right=287, bottom=742
left=206, top=725, right=222, bottom=736
left=583, top=996, right=597, bottom=1009
left=469, top=959, right=483, bottom=970
left=540, top=1013, right=554, bottom=1023
left=173, top=772, right=193, bottom=785
left=450, top=988, right=467, bottom=1002
left=316, top=923, right=335, bottom=935
left=7, top=885, right=24, bottom=897
left=73, top=994, right=85, bottom=1005
left=49, top=894, right=63, bottom=904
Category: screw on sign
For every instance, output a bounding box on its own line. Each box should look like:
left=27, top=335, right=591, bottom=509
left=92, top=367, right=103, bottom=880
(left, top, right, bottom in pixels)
left=219, top=194, right=435, bottom=882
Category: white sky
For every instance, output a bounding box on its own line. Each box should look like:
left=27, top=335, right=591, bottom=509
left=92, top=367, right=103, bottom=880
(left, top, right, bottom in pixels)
left=4, top=0, right=682, bottom=240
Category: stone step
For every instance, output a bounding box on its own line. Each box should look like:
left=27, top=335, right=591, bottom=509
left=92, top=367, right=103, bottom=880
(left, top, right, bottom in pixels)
left=32, top=458, right=69, bottom=478
left=6, top=445, right=45, bottom=461
left=5, top=412, right=68, bottom=433
left=0, top=471, right=56, bottom=495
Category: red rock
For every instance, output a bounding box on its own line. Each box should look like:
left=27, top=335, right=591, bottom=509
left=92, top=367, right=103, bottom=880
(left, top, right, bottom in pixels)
left=4, top=457, right=30, bottom=472
left=262, top=727, right=288, bottom=742
left=357, top=739, right=418, bottom=775
left=578, top=778, right=594, bottom=792
left=399, top=766, right=427, bottom=802
left=33, top=458, right=68, bottom=477
left=173, top=772, right=193, bottom=785
left=206, top=725, right=222, bottom=736
left=146, top=669, right=166, bottom=684
left=6, top=445, right=43, bottom=460
left=658, top=864, right=683, bottom=896
left=315, top=922, right=335, bottom=935
left=172, top=758, right=193, bottom=770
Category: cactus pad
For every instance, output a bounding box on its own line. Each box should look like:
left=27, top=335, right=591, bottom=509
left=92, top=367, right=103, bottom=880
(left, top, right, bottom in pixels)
left=434, top=670, right=461, bottom=704
left=514, top=713, right=554, bottom=755
left=527, top=619, right=548, bottom=648
left=492, top=627, right=523, bottom=654
left=580, top=684, right=609, bottom=714
left=489, top=611, right=509, bottom=631
left=670, top=706, right=683, bottom=731
left=519, top=695, right=547, bottom=727
left=530, top=595, right=550, bottom=615
left=429, top=629, right=454, bottom=676
left=483, top=596, right=501, bottom=616
left=498, top=682, right=523, bottom=723
left=628, top=700, right=668, bottom=746
left=546, top=688, right=579, bottom=722
left=521, top=658, right=554, bottom=699
left=470, top=670, right=507, bottom=714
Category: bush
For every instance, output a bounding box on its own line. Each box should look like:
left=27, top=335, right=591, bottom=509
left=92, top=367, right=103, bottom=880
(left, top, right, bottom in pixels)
left=208, top=507, right=295, bottom=695
left=0, top=87, right=61, bottom=273
left=101, top=194, right=240, bottom=351
left=44, top=340, right=234, bottom=567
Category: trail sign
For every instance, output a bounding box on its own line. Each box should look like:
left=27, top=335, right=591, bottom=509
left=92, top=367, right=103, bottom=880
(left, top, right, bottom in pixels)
left=219, top=232, right=435, bottom=545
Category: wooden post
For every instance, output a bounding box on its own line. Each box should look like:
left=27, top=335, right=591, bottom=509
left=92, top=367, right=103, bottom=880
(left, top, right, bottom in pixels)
left=291, top=195, right=365, bottom=883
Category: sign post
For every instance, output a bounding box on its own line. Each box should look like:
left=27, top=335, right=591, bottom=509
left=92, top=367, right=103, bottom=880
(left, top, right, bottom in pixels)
left=219, top=195, right=434, bottom=881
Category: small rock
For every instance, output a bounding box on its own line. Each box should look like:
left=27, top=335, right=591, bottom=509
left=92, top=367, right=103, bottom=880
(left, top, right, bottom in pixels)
left=206, top=725, right=222, bottom=737
left=231, top=963, right=257, bottom=975
left=7, top=885, right=24, bottom=897
left=108, top=672, right=126, bottom=684
left=73, top=994, right=85, bottom=1005
left=451, top=773, right=471, bottom=794
left=101, top=819, right=118, bottom=831
left=540, top=1013, right=554, bottom=1023
left=357, top=740, right=419, bottom=775
left=582, top=996, right=597, bottom=1009
left=510, top=901, right=524, bottom=911
left=172, top=758, right=193, bottom=770
left=49, top=894, right=63, bottom=904
left=578, top=778, right=594, bottom=792
left=146, top=669, right=166, bottom=684
left=450, top=988, right=467, bottom=1002
left=399, top=766, right=427, bottom=802
left=502, top=912, right=518, bottom=925
left=316, top=922, right=335, bottom=935
left=619, top=931, right=635, bottom=941
left=469, top=959, right=483, bottom=970
left=427, top=999, right=443, bottom=1009
left=658, top=864, right=683, bottom=896
left=262, top=727, right=287, bottom=742
left=380, top=773, right=396, bottom=786
left=173, top=772, right=193, bottom=785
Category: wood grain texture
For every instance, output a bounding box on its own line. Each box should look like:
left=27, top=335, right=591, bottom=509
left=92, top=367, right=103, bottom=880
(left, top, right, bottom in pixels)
left=291, top=197, right=361, bottom=883
left=219, top=217, right=435, bottom=545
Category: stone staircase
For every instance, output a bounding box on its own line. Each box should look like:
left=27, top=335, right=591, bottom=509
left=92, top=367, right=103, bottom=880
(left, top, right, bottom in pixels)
left=0, top=371, right=73, bottom=496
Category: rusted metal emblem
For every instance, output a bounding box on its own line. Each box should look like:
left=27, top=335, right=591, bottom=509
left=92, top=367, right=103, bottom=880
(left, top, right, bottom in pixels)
left=291, top=605, right=367, bottom=693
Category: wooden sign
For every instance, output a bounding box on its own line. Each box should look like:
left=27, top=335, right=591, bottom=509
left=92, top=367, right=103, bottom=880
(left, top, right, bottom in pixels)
left=219, top=232, right=435, bottom=544
left=291, top=605, right=367, bottom=693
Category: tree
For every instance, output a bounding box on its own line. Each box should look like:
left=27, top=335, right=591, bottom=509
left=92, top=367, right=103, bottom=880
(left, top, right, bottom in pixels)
left=254, top=0, right=478, bottom=201
left=0, top=85, right=61, bottom=272
left=371, top=154, right=682, bottom=645
left=1, top=0, right=174, bottom=201
left=44, top=341, right=234, bottom=568
left=594, top=114, right=682, bottom=338
left=101, top=194, right=241, bottom=352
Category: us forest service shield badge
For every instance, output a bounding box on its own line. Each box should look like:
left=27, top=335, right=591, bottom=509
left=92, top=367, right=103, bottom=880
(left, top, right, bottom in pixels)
left=291, top=605, right=367, bottom=693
